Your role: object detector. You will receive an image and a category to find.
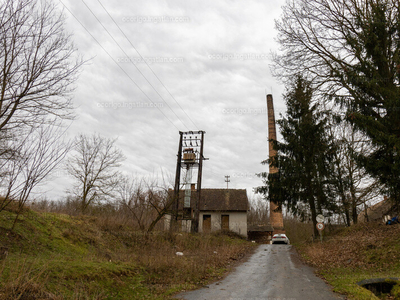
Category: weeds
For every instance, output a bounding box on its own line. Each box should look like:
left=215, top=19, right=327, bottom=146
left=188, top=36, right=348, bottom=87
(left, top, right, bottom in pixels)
left=296, top=221, right=400, bottom=299
left=0, top=257, right=57, bottom=299
left=0, top=208, right=254, bottom=299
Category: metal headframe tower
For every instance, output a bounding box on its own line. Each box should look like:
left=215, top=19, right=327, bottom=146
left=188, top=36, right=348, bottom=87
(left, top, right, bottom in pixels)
left=172, top=130, right=206, bottom=233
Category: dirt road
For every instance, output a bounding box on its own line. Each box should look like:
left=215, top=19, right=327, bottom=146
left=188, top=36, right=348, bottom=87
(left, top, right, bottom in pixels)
left=175, top=244, right=344, bottom=300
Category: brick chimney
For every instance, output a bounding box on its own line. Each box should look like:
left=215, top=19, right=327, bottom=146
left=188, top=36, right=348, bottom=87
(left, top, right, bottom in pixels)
left=267, top=94, right=285, bottom=234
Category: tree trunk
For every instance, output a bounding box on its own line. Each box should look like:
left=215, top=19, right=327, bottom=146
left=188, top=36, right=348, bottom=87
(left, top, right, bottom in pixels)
left=352, top=200, right=358, bottom=225
left=148, top=199, right=174, bottom=233
left=343, top=196, right=351, bottom=226
left=363, top=201, right=369, bottom=222
left=350, top=182, right=357, bottom=224
left=147, top=209, right=166, bottom=233
left=308, top=195, right=318, bottom=237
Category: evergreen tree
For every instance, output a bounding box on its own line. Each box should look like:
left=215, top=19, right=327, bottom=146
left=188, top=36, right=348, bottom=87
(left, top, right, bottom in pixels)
left=274, top=0, right=400, bottom=205
left=258, top=76, right=335, bottom=236
left=344, top=1, right=400, bottom=205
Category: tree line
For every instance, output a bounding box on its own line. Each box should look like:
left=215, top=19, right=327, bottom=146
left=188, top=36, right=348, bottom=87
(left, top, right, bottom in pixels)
left=0, top=0, right=176, bottom=231
left=258, top=0, right=400, bottom=236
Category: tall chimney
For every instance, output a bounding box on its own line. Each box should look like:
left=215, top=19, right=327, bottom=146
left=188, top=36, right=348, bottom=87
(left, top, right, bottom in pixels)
left=266, top=94, right=285, bottom=234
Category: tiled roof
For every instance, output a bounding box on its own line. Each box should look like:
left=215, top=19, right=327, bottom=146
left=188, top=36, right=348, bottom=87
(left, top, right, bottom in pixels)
left=173, top=188, right=248, bottom=211
left=200, top=189, right=248, bottom=211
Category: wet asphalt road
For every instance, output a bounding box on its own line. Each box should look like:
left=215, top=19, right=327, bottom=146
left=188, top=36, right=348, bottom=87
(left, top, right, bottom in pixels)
left=175, top=244, right=344, bottom=300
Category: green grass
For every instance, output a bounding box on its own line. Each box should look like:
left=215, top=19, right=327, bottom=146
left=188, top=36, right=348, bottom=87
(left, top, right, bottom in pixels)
left=319, top=269, right=389, bottom=300
left=0, top=208, right=254, bottom=299
left=296, top=222, right=400, bottom=299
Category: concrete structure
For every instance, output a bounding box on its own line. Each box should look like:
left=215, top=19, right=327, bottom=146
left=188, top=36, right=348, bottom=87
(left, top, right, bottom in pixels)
left=267, top=94, right=285, bottom=234
left=358, top=196, right=399, bottom=223
left=247, top=224, right=274, bottom=243
left=167, top=188, right=248, bottom=238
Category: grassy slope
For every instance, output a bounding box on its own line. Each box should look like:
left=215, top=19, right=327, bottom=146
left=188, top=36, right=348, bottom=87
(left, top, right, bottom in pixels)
left=295, top=222, right=400, bottom=299
left=0, top=208, right=255, bottom=299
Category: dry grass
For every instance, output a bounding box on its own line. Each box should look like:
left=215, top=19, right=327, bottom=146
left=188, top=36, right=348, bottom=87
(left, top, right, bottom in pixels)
left=0, top=207, right=254, bottom=299
left=283, top=217, right=314, bottom=244
left=0, top=257, right=59, bottom=300
left=138, top=232, right=250, bottom=286
left=283, top=217, right=347, bottom=245
left=300, top=222, right=400, bottom=270
left=294, top=221, right=400, bottom=299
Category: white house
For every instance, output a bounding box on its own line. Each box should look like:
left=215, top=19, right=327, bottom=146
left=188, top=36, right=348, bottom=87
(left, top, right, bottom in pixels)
left=167, top=188, right=249, bottom=238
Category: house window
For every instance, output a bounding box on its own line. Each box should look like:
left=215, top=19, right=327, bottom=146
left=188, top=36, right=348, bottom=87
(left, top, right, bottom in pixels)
left=221, top=215, right=229, bottom=231
left=203, top=215, right=211, bottom=233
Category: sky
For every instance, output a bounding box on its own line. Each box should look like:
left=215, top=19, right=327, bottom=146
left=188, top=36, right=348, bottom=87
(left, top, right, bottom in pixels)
left=40, top=0, right=288, bottom=201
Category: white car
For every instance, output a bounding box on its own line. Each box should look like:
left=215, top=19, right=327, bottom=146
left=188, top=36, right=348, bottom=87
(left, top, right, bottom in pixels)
left=272, top=233, right=290, bottom=244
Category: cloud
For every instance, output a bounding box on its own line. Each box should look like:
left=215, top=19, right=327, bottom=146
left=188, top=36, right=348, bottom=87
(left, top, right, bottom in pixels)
left=43, top=0, right=286, bottom=200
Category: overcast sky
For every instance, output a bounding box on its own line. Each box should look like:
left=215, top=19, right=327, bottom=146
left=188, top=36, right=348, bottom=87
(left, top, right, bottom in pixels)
left=40, top=0, right=288, bottom=201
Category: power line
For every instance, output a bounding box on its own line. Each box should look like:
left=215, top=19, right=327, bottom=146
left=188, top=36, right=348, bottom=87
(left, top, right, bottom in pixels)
left=59, top=0, right=181, bottom=131
left=97, top=0, right=199, bottom=130
left=81, top=0, right=191, bottom=131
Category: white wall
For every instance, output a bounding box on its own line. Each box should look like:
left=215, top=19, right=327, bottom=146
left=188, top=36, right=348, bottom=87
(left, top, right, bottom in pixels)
left=163, top=214, right=191, bottom=232
left=164, top=212, right=248, bottom=238
left=199, top=211, right=247, bottom=238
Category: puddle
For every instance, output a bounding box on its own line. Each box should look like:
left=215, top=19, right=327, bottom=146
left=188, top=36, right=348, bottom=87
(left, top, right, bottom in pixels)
left=357, top=278, right=399, bottom=298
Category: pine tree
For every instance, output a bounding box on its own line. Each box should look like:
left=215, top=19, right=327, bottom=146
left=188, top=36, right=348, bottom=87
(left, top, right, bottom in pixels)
left=258, top=76, right=335, bottom=236
left=273, top=0, right=400, bottom=205
left=344, top=1, right=400, bottom=205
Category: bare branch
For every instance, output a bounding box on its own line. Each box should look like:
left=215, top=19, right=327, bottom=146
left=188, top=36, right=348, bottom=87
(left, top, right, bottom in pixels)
left=0, top=122, right=72, bottom=228
left=0, top=0, right=83, bottom=132
left=67, top=134, right=125, bottom=212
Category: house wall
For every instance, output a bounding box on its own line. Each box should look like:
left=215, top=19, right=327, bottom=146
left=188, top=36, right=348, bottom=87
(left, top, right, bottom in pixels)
left=164, top=214, right=171, bottom=230
left=163, top=214, right=191, bottom=232
left=164, top=212, right=248, bottom=238
left=199, top=211, right=247, bottom=238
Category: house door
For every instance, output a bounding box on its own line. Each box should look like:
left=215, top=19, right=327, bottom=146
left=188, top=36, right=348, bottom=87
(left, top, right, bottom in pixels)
left=221, top=215, right=229, bottom=231
left=203, top=215, right=211, bottom=233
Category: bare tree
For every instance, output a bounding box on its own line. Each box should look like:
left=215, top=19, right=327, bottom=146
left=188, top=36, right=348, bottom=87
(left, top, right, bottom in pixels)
left=116, top=174, right=174, bottom=232
left=0, top=123, right=72, bottom=229
left=274, top=0, right=400, bottom=204
left=247, top=195, right=270, bottom=227
left=0, top=0, right=82, bottom=223
left=330, top=122, right=382, bottom=225
left=273, top=0, right=399, bottom=94
left=146, top=185, right=173, bottom=233
left=0, top=0, right=82, bottom=133
left=117, top=176, right=150, bottom=231
left=67, top=134, right=125, bottom=213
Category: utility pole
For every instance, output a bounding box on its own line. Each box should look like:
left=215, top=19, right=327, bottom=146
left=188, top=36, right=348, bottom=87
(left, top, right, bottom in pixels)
left=172, top=131, right=206, bottom=233
left=193, top=130, right=205, bottom=233
left=225, top=175, right=230, bottom=189
left=171, top=132, right=183, bottom=232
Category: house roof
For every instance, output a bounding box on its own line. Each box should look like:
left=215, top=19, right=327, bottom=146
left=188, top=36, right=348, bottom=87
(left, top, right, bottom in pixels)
left=173, top=188, right=248, bottom=211
left=358, top=197, right=398, bottom=222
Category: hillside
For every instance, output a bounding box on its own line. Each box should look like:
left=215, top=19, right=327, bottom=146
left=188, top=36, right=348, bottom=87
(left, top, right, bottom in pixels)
left=297, top=221, right=400, bottom=299
left=0, top=206, right=254, bottom=299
